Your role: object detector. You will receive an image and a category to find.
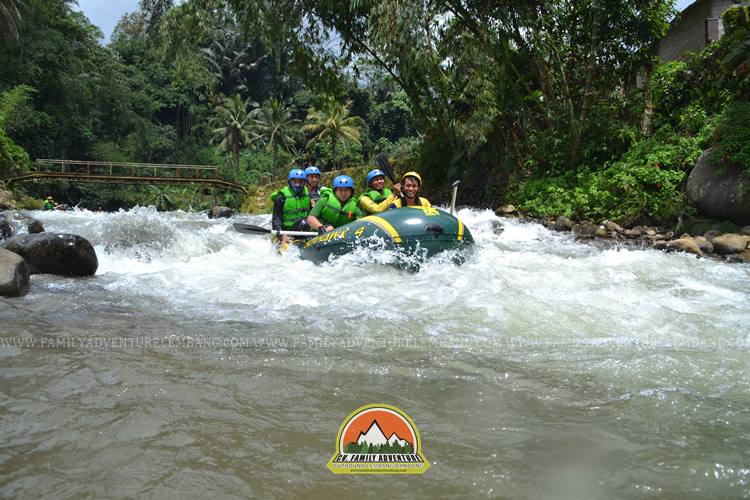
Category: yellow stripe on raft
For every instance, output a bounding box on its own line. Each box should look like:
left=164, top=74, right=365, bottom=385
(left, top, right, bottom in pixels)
left=361, top=216, right=402, bottom=243
left=457, top=219, right=464, bottom=241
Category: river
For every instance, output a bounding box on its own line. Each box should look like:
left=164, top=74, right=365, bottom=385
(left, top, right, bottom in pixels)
left=1, top=207, right=749, bottom=498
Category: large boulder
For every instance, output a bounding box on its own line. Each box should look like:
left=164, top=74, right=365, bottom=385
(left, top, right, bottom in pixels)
left=27, top=218, right=45, bottom=234
left=687, top=149, right=750, bottom=225
left=0, top=189, right=15, bottom=210
left=1, top=233, right=98, bottom=276
left=554, top=216, right=574, bottom=231
left=666, top=237, right=703, bottom=257
left=0, top=248, right=29, bottom=297
left=208, top=206, right=235, bottom=219
left=711, top=234, right=750, bottom=255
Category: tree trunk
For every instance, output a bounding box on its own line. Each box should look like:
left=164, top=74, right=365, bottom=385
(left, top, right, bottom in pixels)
left=273, top=143, right=279, bottom=177
left=570, top=4, right=601, bottom=168
left=331, top=134, right=337, bottom=170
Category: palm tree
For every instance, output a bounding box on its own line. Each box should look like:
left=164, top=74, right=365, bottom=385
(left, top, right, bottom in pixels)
left=301, top=96, right=365, bottom=169
left=210, top=94, right=260, bottom=175
left=252, top=97, right=300, bottom=175
left=0, top=0, right=24, bottom=43
left=147, top=185, right=174, bottom=211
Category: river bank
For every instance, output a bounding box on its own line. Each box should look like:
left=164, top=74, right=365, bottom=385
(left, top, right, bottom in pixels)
left=494, top=204, right=750, bottom=264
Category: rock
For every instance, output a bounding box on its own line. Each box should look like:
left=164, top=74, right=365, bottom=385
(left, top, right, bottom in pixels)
left=652, top=240, right=668, bottom=250
left=693, top=236, right=715, bottom=254
left=741, top=226, right=750, bottom=236
left=645, top=229, right=657, bottom=236
left=603, top=220, right=624, bottom=233
left=680, top=233, right=691, bottom=239
left=595, top=226, right=608, bottom=238
left=687, top=148, right=750, bottom=225
left=0, top=215, right=12, bottom=239
left=711, top=234, right=750, bottom=255
left=495, top=204, right=517, bottom=216
left=27, top=219, right=45, bottom=234
left=666, top=237, right=703, bottom=257
left=724, top=254, right=746, bottom=264
left=623, top=228, right=642, bottom=238
left=1, top=233, right=98, bottom=276
left=0, top=248, right=29, bottom=297
left=490, top=220, right=505, bottom=234
left=208, top=206, right=235, bottom=219
left=740, top=250, right=750, bottom=263
left=665, top=232, right=675, bottom=240
left=554, top=216, right=573, bottom=231
left=704, top=229, right=722, bottom=241
left=0, top=189, right=15, bottom=210
left=572, top=222, right=599, bottom=239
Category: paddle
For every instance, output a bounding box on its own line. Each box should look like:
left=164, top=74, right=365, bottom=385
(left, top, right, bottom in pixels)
left=233, top=223, right=318, bottom=237
left=376, top=153, right=397, bottom=184
left=376, top=153, right=405, bottom=202
left=449, top=180, right=461, bottom=215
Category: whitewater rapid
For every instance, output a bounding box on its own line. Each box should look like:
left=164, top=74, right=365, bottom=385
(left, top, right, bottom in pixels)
left=1, top=206, right=749, bottom=498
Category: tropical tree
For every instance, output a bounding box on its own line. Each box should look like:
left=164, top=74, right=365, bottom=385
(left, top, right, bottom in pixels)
left=146, top=184, right=174, bottom=211
left=0, top=0, right=23, bottom=43
left=139, top=0, right=173, bottom=36
left=252, top=97, right=300, bottom=175
left=201, top=35, right=266, bottom=97
left=210, top=94, right=260, bottom=174
left=301, top=96, right=364, bottom=169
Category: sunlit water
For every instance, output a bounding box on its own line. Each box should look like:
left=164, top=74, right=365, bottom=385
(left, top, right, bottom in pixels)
left=1, top=207, right=749, bottom=498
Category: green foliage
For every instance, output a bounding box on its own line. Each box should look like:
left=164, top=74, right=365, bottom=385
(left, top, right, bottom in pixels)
left=210, top=94, right=261, bottom=172
left=710, top=102, right=750, bottom=174
left=15, top=194, right=44, bottom=210
left=0, top=0, right=23, bottom=43
left=0, top=84, right=33, bottom=176
left=722, top=5, right=750, bottom=35
left=301, top=96, right=365, bottom=169
left=252, top=97, right=300, bottom=175
left=516, top=122, right=712, bottom=224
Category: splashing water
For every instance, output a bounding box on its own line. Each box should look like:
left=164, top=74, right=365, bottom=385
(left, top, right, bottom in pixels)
left=1, top=206, right=749, bottom=498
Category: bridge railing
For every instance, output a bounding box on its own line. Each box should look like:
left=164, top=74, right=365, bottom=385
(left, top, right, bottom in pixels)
left=34, top=159, right=221, bottom=180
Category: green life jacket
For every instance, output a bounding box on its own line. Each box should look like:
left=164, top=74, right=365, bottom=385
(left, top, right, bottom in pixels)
left=360, top=187, right=393, bottom=212
left=317, top=193, right=359, bottom=228
left=309, top=185, right=333, bottom=202
left=270, top=186, right=311, bottom=229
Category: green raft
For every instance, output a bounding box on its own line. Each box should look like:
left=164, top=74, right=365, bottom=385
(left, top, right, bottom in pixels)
left=293, top=206, right=474, bottom=266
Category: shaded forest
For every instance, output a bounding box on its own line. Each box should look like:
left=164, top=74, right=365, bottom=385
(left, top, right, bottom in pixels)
left=0, top=0, right=748, bottom=223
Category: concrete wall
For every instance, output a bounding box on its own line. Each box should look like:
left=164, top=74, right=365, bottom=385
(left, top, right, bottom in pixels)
left=658, top=0, right=740, bottom=61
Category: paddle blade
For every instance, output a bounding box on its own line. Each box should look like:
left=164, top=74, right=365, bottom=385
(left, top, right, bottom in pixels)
left=233, top=223, right=271, bottom=235
left=376, top=153, right=396, bottom=183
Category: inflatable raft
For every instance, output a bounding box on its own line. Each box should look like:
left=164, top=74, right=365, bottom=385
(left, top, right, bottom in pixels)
left=293, top=206, right=474, bottom=265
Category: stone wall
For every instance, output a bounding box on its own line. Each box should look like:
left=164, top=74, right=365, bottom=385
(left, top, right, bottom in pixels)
left=658, top=0, right=739, bottom=61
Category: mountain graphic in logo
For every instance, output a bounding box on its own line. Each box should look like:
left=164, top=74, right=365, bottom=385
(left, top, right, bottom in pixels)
left=329, top=404, right=429, bottom=474
left=352, top=419, right=412, bottom=453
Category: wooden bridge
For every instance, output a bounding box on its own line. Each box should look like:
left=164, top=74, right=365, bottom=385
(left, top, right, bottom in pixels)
left=1, top=159, right=248, bottom=194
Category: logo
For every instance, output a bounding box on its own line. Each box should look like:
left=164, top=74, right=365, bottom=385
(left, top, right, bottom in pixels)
left=327, top=404, right=430, bottom=474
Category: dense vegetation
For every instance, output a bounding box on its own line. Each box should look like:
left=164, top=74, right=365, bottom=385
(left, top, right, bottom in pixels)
left=0, top=0, right=748, bottom=223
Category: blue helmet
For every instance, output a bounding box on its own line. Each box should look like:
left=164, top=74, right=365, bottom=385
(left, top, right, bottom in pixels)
left=366, top=169, right=386, bottom=187
left=333, top=175, right=354, bottom=190
left=288, top=168, right=306, bottom=181
left=304, top=166, right=321, bottom=177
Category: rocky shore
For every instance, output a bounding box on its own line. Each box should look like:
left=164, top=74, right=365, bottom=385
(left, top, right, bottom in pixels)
left=0, top=212, right=98, bottom=297
left=495, top=205, right=750, bottom=263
